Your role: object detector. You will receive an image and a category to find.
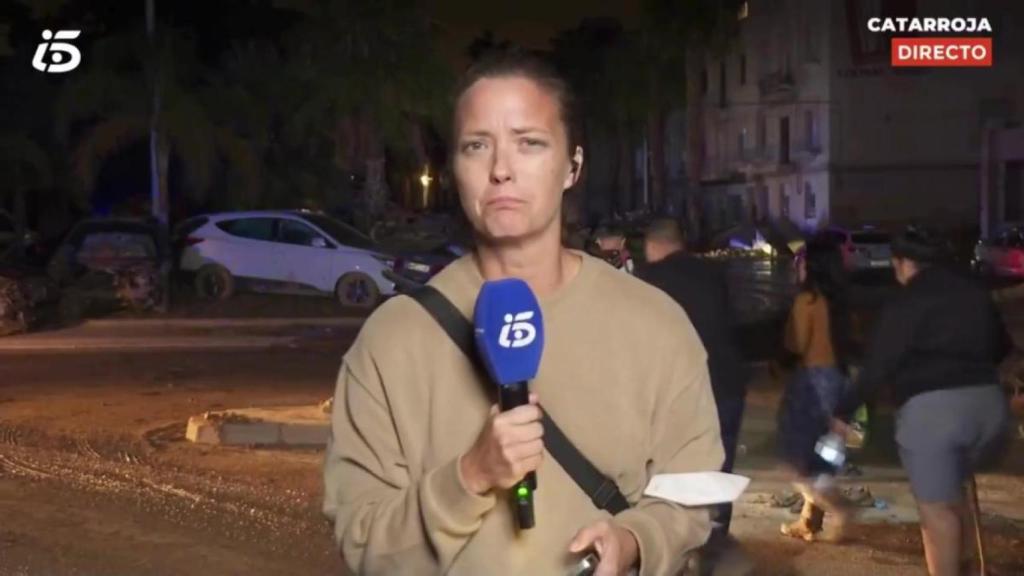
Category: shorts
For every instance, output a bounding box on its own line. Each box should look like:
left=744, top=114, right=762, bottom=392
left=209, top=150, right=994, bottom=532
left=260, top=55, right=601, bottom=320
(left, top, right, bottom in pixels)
left=896, top=385, right=1010, bottom=503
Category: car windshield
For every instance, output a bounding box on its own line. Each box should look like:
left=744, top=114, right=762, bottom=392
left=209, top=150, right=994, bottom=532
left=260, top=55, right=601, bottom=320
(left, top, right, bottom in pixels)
left=78, top=232, right=157, bottom=260
left=851, top=232, right=890, bottom=244
left=302, top=214, right=377, bottom=251
left=70, top=222, right=166, bottom=258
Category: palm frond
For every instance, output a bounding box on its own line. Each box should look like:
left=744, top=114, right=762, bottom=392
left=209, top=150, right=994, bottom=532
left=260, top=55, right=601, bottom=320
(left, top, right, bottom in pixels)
left=215, top=128, right=263, bottom=208
left=0, top=134, right=54, bottom=189
left=70, top=116, right=148, bottom=195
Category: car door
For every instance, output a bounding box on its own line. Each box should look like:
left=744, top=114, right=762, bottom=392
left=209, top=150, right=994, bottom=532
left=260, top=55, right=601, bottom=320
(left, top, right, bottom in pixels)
left=272, top=218, right=335, bottom=292
left=212, top=217, right=281, bottom=282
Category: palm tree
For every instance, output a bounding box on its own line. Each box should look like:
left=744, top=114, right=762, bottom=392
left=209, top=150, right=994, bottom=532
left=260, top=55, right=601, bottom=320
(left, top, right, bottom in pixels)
left=54, top=27, right=260, bottom=221
left=273, top=0, right=451, bottom=228
left=0, top=133, right=52, bottom=250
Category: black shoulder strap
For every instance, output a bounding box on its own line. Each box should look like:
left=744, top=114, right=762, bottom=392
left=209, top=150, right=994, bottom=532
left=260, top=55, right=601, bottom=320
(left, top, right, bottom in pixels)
left=407, top=285, right=630, bottom=515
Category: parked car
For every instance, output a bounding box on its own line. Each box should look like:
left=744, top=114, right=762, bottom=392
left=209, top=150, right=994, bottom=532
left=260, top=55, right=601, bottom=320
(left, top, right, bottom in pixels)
left=821, top=226, right=893, bottom=271
left=0, top=251, right=61, bottom=335
left=47, top=218, right=170, bottom=322
left=176, top=210, right=395, bottom=309
left=387, top=242, right=466, bottom=289
left=973, top=225, right=1024, bottom=278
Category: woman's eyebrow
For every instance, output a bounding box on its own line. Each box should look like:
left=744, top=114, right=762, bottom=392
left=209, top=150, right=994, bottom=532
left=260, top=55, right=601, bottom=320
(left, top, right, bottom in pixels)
left=511, top=126, right=549, bottom=135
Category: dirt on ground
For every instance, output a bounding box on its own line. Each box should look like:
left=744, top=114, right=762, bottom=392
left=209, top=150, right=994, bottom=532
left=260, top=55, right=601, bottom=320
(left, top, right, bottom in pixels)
left=0, top=346, right=348, bottom=576
left=2, top=338, right=1023, bottom=575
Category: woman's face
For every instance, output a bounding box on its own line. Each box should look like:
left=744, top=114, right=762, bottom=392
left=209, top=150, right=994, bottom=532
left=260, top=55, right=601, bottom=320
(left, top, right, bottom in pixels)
left=452, top=75, right=582, bottom=245
left=796, top=256, right=807, bottom=284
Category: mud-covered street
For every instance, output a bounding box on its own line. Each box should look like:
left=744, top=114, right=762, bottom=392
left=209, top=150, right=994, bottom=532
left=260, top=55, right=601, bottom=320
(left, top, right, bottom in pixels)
left=0, top=344, right=349, bottom=576
left=1, top=304, right=1022, bottom=575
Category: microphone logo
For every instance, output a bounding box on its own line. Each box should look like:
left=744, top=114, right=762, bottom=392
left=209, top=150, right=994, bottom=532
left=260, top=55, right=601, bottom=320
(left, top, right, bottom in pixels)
left=498, top=311, right=537, bottom=349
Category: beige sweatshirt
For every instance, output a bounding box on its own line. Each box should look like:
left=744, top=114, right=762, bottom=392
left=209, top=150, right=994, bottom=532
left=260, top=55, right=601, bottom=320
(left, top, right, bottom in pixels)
left=323, top=252, right=724, bottom=576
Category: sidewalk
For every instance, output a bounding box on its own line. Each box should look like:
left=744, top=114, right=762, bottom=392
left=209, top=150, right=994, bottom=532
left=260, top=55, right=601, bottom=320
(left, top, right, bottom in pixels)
left=0, top=316, right=364, bottom=353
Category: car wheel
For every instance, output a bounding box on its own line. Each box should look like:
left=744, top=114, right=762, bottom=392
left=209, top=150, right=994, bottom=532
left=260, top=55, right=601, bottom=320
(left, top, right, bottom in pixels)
left=335, top=272, right=381, bottom=310
left=194, top=265, right=235, bottom=301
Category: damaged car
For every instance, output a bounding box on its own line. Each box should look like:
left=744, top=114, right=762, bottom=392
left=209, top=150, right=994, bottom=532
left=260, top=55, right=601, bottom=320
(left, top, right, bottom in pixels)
left=47, top=218, right=170, bottom=322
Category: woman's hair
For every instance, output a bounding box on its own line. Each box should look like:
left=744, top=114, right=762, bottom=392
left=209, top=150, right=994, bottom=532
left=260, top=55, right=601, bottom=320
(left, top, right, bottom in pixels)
left=451, top=48, right=582, bottom=154
left=891, top=225, right=948, bottom=266
left=801, top=236, right=851, bottom=372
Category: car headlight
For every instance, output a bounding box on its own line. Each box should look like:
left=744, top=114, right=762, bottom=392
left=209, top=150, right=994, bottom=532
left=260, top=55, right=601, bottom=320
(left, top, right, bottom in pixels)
left=406, top=261, right=432, bottom=274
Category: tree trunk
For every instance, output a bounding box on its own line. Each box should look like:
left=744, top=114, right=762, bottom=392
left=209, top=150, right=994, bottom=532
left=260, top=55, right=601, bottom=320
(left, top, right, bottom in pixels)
left=158, top=137, right=170, bottom=222
left=648, top=108, right=667, bottom=214
left=616, top=124, right=633, bottom=215
left=685, top=43, right=706, bottom=243
left=13, top=185, right=27, bottom=247
left=363, top=156, right=388, bottom=230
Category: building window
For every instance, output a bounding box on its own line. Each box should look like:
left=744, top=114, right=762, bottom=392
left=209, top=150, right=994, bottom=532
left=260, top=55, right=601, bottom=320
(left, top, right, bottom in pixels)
left=730, top=195, right=744, bottom=223
left=757, top=114, right=767, bottom=153
left=846, top=0, right=917, bottom=65
left=804, top=6, right=820, bottom=62
left=779, top=116, right=790, bottom=164
left=739, top=54, right=747, bottom=85
left=780, top=185, right=790, bottom=219
left=719, top=60, right=727, bottom=107
left=804, top=182, right=816, bottom=219
left=805, top=110, right=819, bottom=150
left=737, top=128, right=746, bottom=159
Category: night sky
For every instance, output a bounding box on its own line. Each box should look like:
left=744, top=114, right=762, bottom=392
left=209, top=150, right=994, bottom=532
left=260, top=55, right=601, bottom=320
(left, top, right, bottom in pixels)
left=428, top=0, right=642, bottom=64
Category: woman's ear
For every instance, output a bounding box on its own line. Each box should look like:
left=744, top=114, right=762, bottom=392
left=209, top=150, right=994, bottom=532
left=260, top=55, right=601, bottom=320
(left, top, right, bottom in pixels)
left=564, top=145, right=584, bottom=189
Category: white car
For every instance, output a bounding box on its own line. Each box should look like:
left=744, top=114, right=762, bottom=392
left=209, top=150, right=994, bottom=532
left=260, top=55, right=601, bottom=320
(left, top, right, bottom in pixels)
left=822, top=226, right=892, bottom=271
left=176, top=210, right=395, bottom=308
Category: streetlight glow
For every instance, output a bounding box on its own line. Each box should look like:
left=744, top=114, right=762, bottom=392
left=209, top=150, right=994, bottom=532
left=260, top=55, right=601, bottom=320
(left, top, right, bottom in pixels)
left=420, top=166, right=432, bottom=208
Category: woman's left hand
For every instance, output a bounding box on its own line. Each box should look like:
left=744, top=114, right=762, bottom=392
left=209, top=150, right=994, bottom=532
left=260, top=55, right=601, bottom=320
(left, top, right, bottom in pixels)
left=568, top=520, right=639, bottom=576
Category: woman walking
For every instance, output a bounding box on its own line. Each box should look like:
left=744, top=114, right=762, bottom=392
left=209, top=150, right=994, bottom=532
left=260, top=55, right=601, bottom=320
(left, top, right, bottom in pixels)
left=777, top=238, right=854, bottom=542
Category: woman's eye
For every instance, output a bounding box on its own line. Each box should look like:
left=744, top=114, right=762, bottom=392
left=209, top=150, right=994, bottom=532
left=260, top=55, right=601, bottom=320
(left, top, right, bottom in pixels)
left=521, top=138, right=547, bottom=148
left=461, top=141, right=486, bottom=153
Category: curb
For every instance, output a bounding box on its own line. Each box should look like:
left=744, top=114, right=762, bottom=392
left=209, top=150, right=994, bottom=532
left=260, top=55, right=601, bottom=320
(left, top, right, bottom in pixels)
left=82, top=317, right=366, bottom=329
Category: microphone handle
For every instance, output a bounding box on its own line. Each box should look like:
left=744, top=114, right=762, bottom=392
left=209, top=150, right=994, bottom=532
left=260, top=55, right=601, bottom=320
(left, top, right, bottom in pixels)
left=498, top=381, right=536, bottom=529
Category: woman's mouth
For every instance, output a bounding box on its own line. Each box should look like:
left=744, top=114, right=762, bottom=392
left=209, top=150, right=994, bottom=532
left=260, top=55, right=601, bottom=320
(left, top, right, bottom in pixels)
left=485, top=196, right=525, bottom=209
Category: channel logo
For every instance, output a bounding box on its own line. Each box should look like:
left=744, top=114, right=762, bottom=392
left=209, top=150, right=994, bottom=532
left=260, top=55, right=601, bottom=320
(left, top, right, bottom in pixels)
left=32, top=29, right=82, bottom=73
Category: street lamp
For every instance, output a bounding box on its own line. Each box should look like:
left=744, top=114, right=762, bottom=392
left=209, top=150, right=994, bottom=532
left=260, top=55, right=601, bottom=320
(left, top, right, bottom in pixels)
left=419, top=166, right=432, bottom=209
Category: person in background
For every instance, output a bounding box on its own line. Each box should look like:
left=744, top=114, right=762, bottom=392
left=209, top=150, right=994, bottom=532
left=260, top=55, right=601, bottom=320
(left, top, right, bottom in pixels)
left=776, top=238, right=854, bottom=543
left=639, top=219, right=749, bottom=552
left=593, top=226, right=635, bottom=274
left=837, top=227, right=1012, bottom=576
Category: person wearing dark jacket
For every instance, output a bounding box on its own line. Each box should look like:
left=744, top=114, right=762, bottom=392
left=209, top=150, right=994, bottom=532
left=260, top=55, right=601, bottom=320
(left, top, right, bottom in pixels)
left=838, top=227, right=1012, bottom=576
left=640, top=219, right=749, bottom=546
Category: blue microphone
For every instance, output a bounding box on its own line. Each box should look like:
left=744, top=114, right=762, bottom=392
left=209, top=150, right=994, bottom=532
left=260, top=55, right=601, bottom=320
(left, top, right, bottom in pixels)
left=474, top=278, right=544, bottom=530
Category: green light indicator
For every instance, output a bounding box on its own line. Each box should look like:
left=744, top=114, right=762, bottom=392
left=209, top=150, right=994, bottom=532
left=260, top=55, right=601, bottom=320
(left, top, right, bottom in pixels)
left=516, top=486, right=530, bottom=499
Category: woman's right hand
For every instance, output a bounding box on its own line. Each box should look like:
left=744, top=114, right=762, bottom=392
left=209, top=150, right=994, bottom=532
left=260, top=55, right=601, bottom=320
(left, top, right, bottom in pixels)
left=459, top=393, right=544, bottom=495
left=830, top=418, right=851, bottom=438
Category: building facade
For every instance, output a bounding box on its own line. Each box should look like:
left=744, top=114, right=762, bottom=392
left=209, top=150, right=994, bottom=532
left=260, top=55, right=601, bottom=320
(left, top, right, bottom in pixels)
left=689, top=0, right=1024, bottom=236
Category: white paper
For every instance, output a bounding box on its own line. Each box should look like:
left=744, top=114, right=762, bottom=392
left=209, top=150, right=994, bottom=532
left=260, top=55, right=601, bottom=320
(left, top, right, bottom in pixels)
left=643, top=472, right=750, bottom=506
